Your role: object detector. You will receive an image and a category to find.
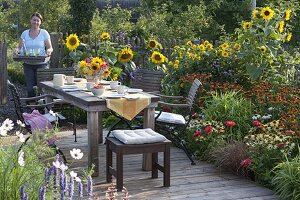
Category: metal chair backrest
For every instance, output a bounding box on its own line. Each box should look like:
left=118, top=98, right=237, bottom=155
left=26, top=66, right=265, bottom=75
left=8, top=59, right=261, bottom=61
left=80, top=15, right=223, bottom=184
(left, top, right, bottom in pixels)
left=186, top=79, right=202, bottom=111
left=131, top=69, right=164, bottom=93
left=7, top=80, right=25, bottom=122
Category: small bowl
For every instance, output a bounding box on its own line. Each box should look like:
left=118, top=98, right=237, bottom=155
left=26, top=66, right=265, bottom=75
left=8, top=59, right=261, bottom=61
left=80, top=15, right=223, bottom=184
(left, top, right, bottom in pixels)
left=91, top=88, right=105, bottom=96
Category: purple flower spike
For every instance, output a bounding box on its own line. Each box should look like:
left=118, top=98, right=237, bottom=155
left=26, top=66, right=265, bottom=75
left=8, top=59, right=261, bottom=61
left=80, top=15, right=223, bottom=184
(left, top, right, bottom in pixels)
left=68, top=176, right=74, bottom=198
left=78, top=182, right=83, bottom=197
left=23, top=194, right=28, bottom=200
left=60, top=173, right=65, bottom=192
left=87, top=176, right=93, bottom=196
left=38, top=187, right=46, bottom=200
left=20, top=185, right=25, bottom=199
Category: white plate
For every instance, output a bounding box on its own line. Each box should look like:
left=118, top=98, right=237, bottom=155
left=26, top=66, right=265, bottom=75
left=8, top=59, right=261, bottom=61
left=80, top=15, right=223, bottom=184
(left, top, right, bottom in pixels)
left=61, top=85, right=78, bottom=89
left=106, top=93, right=125, bottom=99
left=65, top=82, right=75, bottom=85
left=74, top=78, right=84, bottom=82
left=127, top=88, right=143, bottom=93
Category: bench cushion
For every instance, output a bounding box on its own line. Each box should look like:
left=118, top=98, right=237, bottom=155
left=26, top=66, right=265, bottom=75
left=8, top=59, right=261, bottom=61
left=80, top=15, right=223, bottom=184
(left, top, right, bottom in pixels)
left=155, top=111, right=186, bottom=125
left=111, top=128, right=167, bottom=144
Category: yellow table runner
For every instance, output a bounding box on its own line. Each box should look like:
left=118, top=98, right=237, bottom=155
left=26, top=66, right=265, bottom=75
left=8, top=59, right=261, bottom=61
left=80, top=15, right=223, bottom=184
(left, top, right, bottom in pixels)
left=106, top=94, right=150, bottom=120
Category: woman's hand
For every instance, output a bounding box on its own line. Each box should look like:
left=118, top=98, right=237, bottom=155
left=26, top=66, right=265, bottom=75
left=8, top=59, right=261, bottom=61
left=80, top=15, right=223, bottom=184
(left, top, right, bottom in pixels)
left=46, top=49, right=52, bottom=56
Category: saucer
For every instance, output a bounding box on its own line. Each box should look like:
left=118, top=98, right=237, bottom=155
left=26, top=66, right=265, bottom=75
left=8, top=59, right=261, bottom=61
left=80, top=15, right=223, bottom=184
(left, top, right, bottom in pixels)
left=65, top=82, right=75, bottom=85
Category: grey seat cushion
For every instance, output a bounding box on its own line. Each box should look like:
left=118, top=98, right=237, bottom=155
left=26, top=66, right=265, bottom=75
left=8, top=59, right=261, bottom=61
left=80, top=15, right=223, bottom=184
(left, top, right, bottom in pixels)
left=111, top=128, right=167, bottom=144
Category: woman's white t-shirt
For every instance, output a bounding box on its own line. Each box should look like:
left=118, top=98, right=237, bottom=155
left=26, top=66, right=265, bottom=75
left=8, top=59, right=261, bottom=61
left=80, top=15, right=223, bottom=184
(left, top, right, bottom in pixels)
left=20, top=29, right=50, bottom=64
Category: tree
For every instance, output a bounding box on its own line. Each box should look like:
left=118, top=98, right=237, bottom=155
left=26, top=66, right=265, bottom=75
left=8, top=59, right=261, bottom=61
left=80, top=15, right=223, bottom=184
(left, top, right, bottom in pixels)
left=68, top=0, right=97, bottom=36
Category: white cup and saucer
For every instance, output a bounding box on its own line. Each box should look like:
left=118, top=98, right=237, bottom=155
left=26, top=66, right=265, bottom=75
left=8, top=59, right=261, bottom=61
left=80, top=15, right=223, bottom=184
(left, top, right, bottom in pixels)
left=65, top=76, right=75, bottom=85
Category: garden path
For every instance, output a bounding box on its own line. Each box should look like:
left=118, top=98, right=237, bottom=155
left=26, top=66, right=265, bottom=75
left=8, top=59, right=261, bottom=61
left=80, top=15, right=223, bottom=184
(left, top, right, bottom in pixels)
left=56, top=129, right=278, bottom=200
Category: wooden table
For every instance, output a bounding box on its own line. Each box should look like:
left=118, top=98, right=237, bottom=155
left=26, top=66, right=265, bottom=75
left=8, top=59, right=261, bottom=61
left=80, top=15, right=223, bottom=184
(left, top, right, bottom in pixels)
left=39, top=81, right=160, bottom=176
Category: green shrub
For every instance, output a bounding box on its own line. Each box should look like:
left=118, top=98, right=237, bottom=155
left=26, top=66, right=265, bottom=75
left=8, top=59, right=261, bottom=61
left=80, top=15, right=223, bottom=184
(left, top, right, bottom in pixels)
left=203, top=91, right=252, bottom=140
left=272, top=149, right=300, bottom=200
left=7, top=62, right=25, bottom=84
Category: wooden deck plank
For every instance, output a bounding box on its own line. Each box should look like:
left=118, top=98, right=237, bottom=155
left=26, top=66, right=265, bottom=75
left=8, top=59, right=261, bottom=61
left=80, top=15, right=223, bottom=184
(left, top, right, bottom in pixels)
left=55, top=129, right=278, bottom=200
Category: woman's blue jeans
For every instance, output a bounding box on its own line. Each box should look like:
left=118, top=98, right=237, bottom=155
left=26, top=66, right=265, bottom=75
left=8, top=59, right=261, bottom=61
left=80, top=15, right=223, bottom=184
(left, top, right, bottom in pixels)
left=23, top=63, right=48, bottom=97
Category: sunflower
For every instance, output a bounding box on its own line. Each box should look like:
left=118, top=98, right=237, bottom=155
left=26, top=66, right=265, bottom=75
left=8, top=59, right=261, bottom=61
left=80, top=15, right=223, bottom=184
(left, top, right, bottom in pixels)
left=66, top=34, right=80, bottom=51
left=90, top=62, right=100, bottom=72
left=93, top=57, right=104, bottom=66
left=198, top=44, right=205, bottom=51
left=233, top=43, right=241, bottom=51
left=252, top=9, right=258, bottom=19
left=221, top=50, right=229, bottom=58
left=192, top=45, right=197, bottom=50
left=100, top=32, right=110, bottom=40
left=186, top=41, right=192, bottom=46
left=173, top=64, right=179, bottom=69
left=285, top=9, right=291, bottom=21
left=242, top=21, right=252, bottom=30
left=148, top=39, right=158, bottom=49
left=286, top=33, right=292, bottom=42
left=112, top=74, right=118, bottom=81
left=103, top=70, right=111, bottom=78
left=174, top=60, right=180, bottom=65
left=260, top=46, right=267, bottom=54
left=278, top=21, right=285, bottom=33
left=260, top=7, right=275, bottom=20
left=117, top=47, right=134, bottom=63
left=79, top=60, right=88, bottom=68
left=206, top=43, right=214, bottom=50
left=151, top=51, right=165, bottom=64
left=82, top=67, right=93, bottom=76
left=220, top=42, right=229, bottom=50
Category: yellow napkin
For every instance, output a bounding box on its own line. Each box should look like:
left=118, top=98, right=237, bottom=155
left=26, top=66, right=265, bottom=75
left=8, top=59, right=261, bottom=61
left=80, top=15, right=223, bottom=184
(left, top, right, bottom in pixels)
left=106, top=94, right=150, bottom=120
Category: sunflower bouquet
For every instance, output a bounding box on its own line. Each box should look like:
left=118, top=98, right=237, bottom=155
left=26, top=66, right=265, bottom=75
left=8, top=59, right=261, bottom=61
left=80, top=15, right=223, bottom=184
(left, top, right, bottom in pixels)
left=77, top=56, right=109, bottom=80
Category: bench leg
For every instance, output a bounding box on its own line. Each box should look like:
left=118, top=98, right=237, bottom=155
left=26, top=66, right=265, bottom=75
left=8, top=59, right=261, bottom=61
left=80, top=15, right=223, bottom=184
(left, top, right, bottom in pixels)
left=106, top=142, right=113, bottom=183
left=164, top=145, right=170, bottom=187
left=116, top=152, right=123, bottom=191
left=152, top=152, right=158, bottom=179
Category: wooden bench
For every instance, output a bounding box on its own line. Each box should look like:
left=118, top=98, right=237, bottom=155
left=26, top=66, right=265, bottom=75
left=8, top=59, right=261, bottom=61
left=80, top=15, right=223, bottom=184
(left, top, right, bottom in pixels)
left=106, top=137, right=171, bottom=191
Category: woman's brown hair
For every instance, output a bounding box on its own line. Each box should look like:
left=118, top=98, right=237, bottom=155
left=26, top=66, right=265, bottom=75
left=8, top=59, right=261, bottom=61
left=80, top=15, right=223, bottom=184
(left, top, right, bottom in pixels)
left=31, top=12, right=43, bottom=22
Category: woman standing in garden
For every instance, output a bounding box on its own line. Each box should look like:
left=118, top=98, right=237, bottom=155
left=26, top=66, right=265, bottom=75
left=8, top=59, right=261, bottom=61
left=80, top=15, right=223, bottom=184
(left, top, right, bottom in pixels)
left=16, top=12, right=53, bottom=97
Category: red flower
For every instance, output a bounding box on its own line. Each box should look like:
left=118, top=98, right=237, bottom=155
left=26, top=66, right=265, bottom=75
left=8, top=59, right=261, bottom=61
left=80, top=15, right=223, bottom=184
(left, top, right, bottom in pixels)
left=193, top=130, right=201, bottom=138
left=205, top=125, right=213, bottom=134
left=252, top=120, right=262, bottom=127
left=224, top=121, right=236, bottom=127
left=162, top=106, right=171, bottom=112
left=240, top=158, right=252, bottom=168
left=276, top=143, right=286, bottom=148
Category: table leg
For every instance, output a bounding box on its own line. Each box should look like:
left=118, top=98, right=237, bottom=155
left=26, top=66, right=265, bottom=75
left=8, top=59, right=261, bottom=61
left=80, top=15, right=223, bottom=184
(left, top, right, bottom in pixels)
left=87, top=111, right=99, bottom=177
left=98, top=111, right=103, bottom=144
left=142, top=107, right=155, bottom=171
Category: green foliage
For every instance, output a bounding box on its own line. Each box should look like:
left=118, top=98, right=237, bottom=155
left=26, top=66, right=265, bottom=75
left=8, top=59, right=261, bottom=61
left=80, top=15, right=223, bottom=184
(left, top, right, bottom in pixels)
left=0, top=142, right=52, bottom=199
left=7, top=63, right=25, bottom=84
left=203, top=91, right=252, bottom=140
left=272, top=149, right=300, bottom=200
left=68, top=0, right=97, bottom=36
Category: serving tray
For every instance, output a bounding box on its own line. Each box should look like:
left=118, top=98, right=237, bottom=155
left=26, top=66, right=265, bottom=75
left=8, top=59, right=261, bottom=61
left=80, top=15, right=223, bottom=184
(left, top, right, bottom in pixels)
left=13, top=55, right=50, bottom=63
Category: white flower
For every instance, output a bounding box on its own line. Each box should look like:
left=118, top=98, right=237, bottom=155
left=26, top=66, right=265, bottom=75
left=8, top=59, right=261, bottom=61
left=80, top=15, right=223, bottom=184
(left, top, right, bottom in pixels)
left=18, top=133, right=26, bottom=143
left=268, top=107, right=275, bottom=111
left=60, top=162, right=68, bottom=172
left=49, top=110, right=57, bottom=117
left=53, top=160, right=61, bottom=168
left=18, top=151, right=25, bottom=167
left=75, top=177, right=81, bottom=182
left=17, top=120, right=25, bottom=127
left=70, top=148, right=83, bottom=160
left=15, top=131, right=21, bottom=136
left=262, top=114, right=272, bottom=120
left=2, top=118, right=14, bottom=131
left=0, top=126, right=7, bottom=136
left=252, top=114, right=261, bottom=120
left=70, top=171, right=77, bottom=178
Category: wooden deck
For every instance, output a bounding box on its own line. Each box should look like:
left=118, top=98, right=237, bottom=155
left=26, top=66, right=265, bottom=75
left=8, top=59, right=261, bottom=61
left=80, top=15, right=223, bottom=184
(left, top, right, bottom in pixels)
left=56, top=129, right=278, bottom=200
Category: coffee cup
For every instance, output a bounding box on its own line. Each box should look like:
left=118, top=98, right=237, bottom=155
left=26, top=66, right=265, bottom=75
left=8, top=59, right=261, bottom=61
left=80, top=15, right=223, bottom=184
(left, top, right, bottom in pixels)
left=66, top=76, right=74, bottom=84
left=117, top=85, right=128, bottom=94
left=110, top=81, right=121, bottom=90
left=53, top=74, right=65, bottom=87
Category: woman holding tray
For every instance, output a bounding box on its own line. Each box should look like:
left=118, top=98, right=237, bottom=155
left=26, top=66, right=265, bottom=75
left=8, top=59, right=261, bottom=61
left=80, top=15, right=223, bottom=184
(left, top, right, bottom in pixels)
left=16, top=12, right=53, bottom=97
